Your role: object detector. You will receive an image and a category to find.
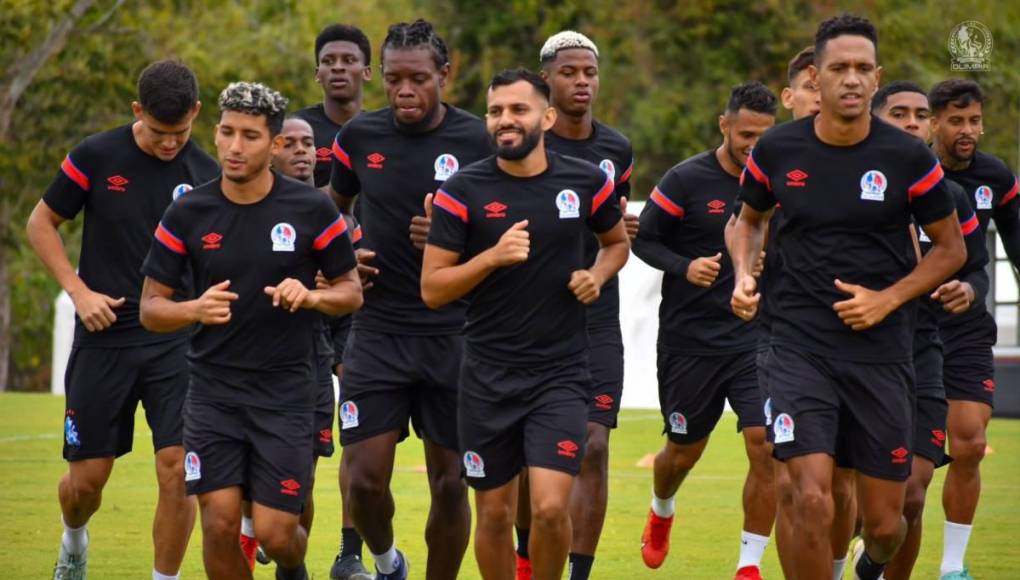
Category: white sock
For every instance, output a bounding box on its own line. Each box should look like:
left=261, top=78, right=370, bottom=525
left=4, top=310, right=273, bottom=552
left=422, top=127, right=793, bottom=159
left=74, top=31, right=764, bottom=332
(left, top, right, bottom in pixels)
left=941, top=521, right=973, bottom=575
left=737, top=530, right=769, bottom=568
left=650, top=491, right=675, bottom=518
left=241, top=515, right=255, bottom=538
left=372, top=545, right=399, bottom=574
left=153, top=570, right=179, bottom=580
left=832, top=557, right=847, bottom=580
left=61, top=517, right=88, bottom=555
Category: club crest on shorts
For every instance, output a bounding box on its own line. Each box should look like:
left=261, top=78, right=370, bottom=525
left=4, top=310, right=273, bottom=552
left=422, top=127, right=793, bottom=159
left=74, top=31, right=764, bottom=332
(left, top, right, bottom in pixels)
left=172, top=183, right=193, bottom=200
left=184, top=451, right=201, bottom=482
left=556, top=189, right=580, bottom=219
left=270, top=223, right=296, bottom=252
left=434, top=153, right=459, bottom=182
left=463, top=451, right=485, bottom=478
left=599, top=159, right=616, bottom=181
left=860, top=170, right=887, bottom=202
left=773, top=413, right=795, bottom=444
left=975, top=185, right=993, bottom=209
left=668, top=412, right=688, bottom=435
left=64, top=415, right=80, bottom=447
left=339, top=400, right=359, bottom=430
left=763, top=398, right=773, bottom=426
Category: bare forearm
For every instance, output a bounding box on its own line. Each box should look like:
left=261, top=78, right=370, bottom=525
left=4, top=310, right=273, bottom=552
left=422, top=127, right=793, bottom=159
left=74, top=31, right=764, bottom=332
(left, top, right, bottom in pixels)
left=26, top=215, right=88, bottom=296
left=309, top=280, right=363, bottom=316
left=885, top=245, right=967, bottom=309
left=590, top=240, right=630, bottom=287
left=731, top=219, right=766, bottom=280
left=140, top=295, right=198, bottom=333
left=422, top=250, right=498, bottom=309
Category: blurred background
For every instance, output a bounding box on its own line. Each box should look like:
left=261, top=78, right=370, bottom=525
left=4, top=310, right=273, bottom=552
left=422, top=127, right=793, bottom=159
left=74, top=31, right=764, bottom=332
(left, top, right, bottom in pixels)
left=1, top=0, right=1017, bottom=392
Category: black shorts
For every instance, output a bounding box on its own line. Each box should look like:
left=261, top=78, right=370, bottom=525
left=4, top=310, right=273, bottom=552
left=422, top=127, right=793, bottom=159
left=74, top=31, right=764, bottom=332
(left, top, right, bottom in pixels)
left=458, top=354, right=589, bottom=490
left=757, top=348, right=773, bottom=426
left=338, top=328, right=461, bottom=450
left=313, top=351, right=336, bottom=458
left=657, top=350, right=764, bottom=444
left=942, top=338, right=995, bottom=408
left=766, top=346, right=914, bottom=481
left=913, top=344, right=949, bottom=467
left=183, top=394, right=314, bottom=514
left=62, top=340, right=187, bottom=461
left=586, top=326, right=624, bottom=429
left=329, top=316, right=353, bottom=370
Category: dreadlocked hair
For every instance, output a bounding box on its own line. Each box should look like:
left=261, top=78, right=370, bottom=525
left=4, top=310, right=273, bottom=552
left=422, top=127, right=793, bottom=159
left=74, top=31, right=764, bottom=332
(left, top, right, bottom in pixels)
left=381, top=19, right=449, bottom=70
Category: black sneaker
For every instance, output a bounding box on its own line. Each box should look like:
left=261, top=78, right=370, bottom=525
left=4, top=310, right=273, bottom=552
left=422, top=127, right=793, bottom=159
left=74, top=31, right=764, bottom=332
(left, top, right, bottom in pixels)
left=329, top=553, right=374, bottom=580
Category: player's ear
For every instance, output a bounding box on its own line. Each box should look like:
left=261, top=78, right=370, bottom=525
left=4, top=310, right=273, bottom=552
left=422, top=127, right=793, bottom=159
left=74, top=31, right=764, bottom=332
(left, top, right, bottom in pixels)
left=362, top=66, right=372, bottom=81
left=780, top=87, right=794, bottom=112
left=873, top=65, right=882, bottom=90
left=542, top=104, right=557, bottom=131
left=808, top=64, right=819, bottom=85
left=131, top=101, right=144, bottom=121
left=438, top=62, right=450, bottom=87
left=190, top=101, right=202, bottom=119
left=719, top=113, right=729, bottom=136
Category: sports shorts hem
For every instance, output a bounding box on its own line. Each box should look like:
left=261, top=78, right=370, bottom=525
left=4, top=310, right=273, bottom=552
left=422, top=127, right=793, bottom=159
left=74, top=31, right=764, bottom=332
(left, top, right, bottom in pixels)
left=187, top=478, right=245, bottom=498
left=65, top=449, right=122, bottom=462
left=526, top=460, right=581, bottom=477
left=853, top=463, right=910, bottom=483
left=773, top=446, right=833, bottom=462
left=153, top=440, right=185, bottom=453
left=250, top=493, right=305, bottom=515
left=945, top=394, right=993, bottom=407
left=339, top=425, right=408, bottom=448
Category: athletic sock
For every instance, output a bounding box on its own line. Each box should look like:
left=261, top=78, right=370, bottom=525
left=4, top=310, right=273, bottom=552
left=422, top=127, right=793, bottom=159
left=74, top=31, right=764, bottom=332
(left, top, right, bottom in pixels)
left=515, top=527, right=530, bottom=559
left=832, top=557, right=848, bottom=580
left=372, top=545, right=399, bottom=575
left=568, top=553, right=594, bottom=580
left=941, top=521, right=973, bottom=575
left=241, top=515, right=256, bottom=538
left=737, top=530, right=770, bottom=568
left=153, top=571, right=180, bottom=580
left=275, top=562, right=308, bottom=580
left=650, top=490, right=676, bottom=518
left=854, top=549, right=886, bottom=580
left=61, top=517, right=88, bottom=555
left=340, top=526, right=363, bottom=558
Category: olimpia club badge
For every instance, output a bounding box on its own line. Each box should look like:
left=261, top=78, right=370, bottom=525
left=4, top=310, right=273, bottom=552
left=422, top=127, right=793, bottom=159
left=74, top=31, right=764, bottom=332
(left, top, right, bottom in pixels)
left=949, top=21, right=992, bottom=71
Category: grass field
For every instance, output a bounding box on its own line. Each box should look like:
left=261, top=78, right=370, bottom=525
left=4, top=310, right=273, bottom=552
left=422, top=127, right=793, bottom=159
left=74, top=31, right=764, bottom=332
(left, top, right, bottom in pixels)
left=1, top=393, right=1017, bottom=579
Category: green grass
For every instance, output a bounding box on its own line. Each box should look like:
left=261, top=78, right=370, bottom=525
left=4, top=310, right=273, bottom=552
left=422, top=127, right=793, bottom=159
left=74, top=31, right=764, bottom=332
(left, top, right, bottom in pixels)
left=1, top=393, right=1017, bottom=578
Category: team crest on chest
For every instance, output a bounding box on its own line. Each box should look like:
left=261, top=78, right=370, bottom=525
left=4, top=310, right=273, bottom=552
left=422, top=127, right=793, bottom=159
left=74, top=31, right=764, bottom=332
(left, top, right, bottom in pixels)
left=599, top=159, right=616, bottom=181
left=271, top=223, right=297, bottom=252
left=556, top=189, right=581, bottom=219
left=434, top=153, right=460, bottom=181
left=172, top=183, right=193, bottom=200
left=860, top=170, right=887, bottom=202
left=975, top=185, right=993, bottom=209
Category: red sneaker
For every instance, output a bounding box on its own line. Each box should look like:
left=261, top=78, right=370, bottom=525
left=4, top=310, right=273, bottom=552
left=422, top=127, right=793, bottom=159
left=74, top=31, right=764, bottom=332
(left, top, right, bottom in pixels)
left=515, top=553, right=532, bottom=580
left=640, top=509, right=674, bottom=569
left=735, top=565, right=764, bottom=580
left=239, top=534, right=258, bottom=572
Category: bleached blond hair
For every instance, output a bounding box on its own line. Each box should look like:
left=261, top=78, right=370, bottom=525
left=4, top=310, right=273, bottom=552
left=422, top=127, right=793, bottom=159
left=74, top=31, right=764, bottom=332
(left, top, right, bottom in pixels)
left=540, top=31, right=599, bottom=64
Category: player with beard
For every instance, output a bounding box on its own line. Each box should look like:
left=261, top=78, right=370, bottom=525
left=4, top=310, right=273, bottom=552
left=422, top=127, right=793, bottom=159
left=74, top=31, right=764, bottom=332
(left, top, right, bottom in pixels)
left=422, top=67, right=629, bottom=580
left=634, top=82, right=776, bottom=580
left=928, top=79, right=1018, bottom=580
left=868, top=81, right=990, bottom=580
left=140, top=81, right=362, bottom=580
left=328, top=19, right=491, bottom=580
left=499, top=31, right=636, bottom=580
left=26, top=60, right=218, bottom=580
left=731, top=15, right=965, bottom=580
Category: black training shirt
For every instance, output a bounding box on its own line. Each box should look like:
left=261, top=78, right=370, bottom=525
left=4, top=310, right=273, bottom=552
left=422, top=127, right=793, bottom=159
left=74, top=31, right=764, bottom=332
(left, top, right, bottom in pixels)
left=142, top=173, right=357, bottom=409
left=634, top=149, right=756, bottom=354
left=545, top=120, right=633, bottom=330
left=428, top=152, right=621, bottom=365
left=292, top=104, right=344, bottom=188
left=943, top=150, right=1019, bottom=266
left=330, top=105, right=490, bottom=335
left=43, top=124, right=219, bottom=348
left=739, top=116, right=954, bottom=363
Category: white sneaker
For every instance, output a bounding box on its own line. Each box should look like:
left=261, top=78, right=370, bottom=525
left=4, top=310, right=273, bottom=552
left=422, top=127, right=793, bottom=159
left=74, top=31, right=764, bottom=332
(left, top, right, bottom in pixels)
left=53, top=536, right=88, bottom=580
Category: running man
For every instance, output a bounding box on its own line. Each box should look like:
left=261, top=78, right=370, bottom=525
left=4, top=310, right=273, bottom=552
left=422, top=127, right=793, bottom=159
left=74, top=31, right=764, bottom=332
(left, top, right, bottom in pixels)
left=421, top=67, right=629, bottom=580
left=26, top=59, right=218, bottom=580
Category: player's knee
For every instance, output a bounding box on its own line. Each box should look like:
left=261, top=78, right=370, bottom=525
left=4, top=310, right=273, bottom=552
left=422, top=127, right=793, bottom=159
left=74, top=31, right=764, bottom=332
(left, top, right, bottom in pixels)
left=864, top=515, right=905, bottom=548
left=200, top=510, right=238, bottom=542
left=952, top=434, right=987, bottom=465
left=68, top=472, right=106, bottom=501
left=902, top=483, right=927, bottom=524
left=257, top=528, right=294, bottom=558
left=582, top=435, right=609, bottom=470
left=531, top=496, right=570, bottom=530
left=793, top=487, right=833, bottom=525
left=429, top=469, right=467, bottom=507
left=348, top=465, right=387, bottom=500
left=831, top=479, right=855, bottom=511
left=476, top=500, right=514, bottom=532
left=662, top=441, right=702, bottom=471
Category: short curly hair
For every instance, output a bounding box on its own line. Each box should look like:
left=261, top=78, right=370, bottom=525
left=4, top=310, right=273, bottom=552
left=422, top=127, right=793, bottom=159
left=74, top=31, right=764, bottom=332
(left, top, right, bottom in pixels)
left=815, top=14, right=878, bottom=64
left=540, top=31, right=599, bottom=64
left=217, top=82, right=289, bottom=136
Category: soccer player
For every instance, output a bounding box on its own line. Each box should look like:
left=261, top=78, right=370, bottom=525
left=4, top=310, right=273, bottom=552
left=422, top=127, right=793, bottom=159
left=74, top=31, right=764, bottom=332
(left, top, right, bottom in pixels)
left=293, top=24, right=372, bottom=188
left=26, top=60, right=218, bottom=580
left=139, top=81, right=362, bottom=580
left=929, top=78, right=1019, bottom=580
left=870, top=81, right=990, bottom=580
left=328, top=19, right=491, bottom=580
left=421, top=67, right=629, bottom=580
left=499, top=30, right=635, bottom=580
left=634, top=82, right=777, bottom=580
left=731, top=15, right=965, bottom=580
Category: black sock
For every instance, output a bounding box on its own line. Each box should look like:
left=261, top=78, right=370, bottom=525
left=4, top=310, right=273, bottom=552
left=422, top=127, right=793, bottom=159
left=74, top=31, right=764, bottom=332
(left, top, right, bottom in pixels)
left=515, top=527, right=530, bottom=559
left=855, top=549, right=886, bottom=580
left=340, top=527, right=363, bottom=558
left=275, top=563, right=308, bottom=580
left=568, top=553, right=594, bottom=580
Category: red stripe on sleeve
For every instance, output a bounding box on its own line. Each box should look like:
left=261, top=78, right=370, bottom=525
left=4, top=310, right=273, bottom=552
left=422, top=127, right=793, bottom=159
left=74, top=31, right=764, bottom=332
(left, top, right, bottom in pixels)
left=908, top=162, right=944, bottom=200
left=313, top=216, right=349, bottom=251
left=745, top=152, right=771, bottom=191
left=433, top=190, right=468, bottom=223
left=332, top=139, right=352, bottom=170
left=591, top=175, right=615, bottom=215
left=960, top=214, right=980, bottom=236
left=351, top=225, right=363, bottom=243
left=154, top=223, right=186, bottom=255
left=61, top=156, right=89, bottom=191
left=618, top=161, right=634, bottom=184
left=999, top=177, right=1019, bottom=206
left=650, top=187, right=685, bottom=218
